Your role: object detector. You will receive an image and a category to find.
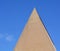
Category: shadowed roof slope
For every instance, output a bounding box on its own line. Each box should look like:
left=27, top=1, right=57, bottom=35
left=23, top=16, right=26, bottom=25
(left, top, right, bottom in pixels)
left=14, top=8, right=56, bottom=51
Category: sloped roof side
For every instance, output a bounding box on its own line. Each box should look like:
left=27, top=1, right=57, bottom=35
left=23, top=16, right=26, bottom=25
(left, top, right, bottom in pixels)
left=14, top=8, right=56, bottom=51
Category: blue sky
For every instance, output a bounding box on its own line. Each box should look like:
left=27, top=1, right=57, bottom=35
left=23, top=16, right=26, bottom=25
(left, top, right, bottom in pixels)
left=0, top=0, right=60, bottom=51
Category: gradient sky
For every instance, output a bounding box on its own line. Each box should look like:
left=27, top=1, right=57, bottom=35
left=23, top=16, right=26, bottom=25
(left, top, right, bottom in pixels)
left=0, top=0, right=60, bottom=51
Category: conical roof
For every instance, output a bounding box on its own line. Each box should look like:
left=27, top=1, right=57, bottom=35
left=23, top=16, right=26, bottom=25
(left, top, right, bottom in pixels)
left=14, top=8, right=56, bottom=51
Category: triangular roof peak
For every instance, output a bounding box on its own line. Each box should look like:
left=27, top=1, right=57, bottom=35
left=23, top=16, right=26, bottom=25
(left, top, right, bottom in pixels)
left=31, top=8, right=38, bottom=15
left=33, top=8, right=36, bottom=10
left=14, top=8, right=56, bottom=51
left=28, top=8, right=40, bottom=24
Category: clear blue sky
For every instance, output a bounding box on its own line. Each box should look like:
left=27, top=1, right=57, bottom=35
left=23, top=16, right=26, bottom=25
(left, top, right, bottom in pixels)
left=0, top=0, right=60, bottom=51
